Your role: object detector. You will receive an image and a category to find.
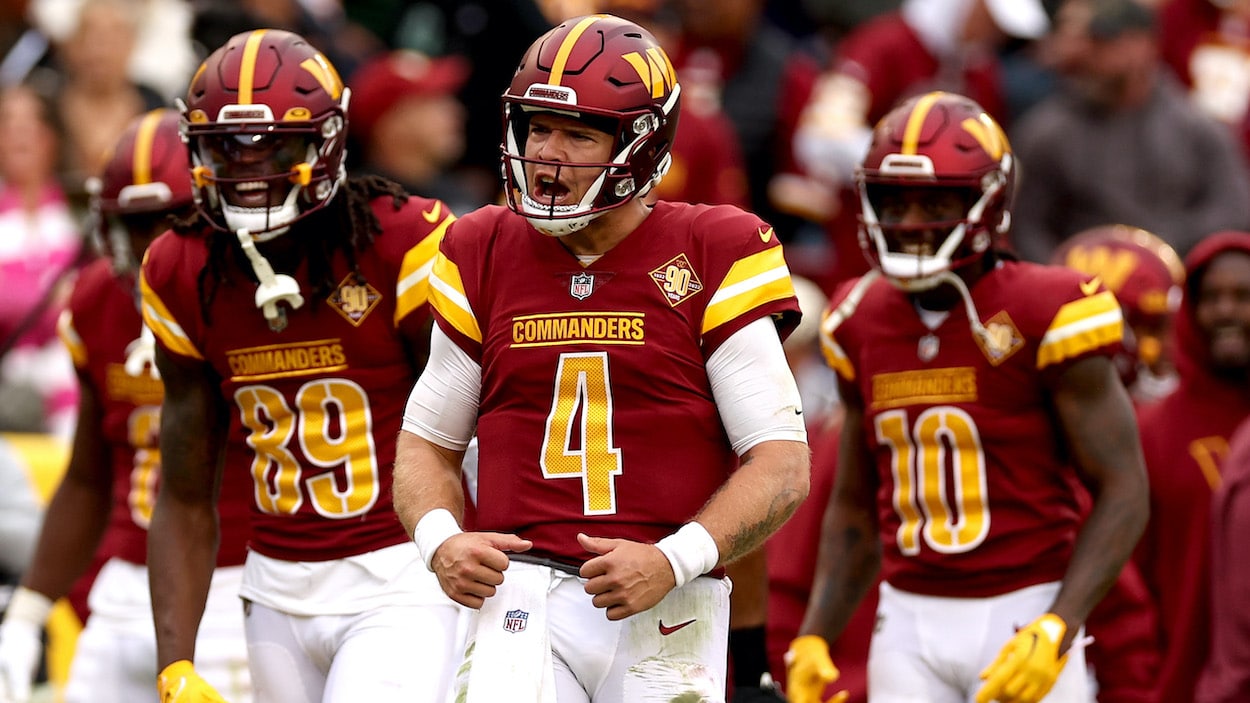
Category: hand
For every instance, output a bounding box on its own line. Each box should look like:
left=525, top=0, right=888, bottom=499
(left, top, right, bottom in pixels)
left=158, top=660, right=228, bottom=703
left=577, top=533, right=675, bottom=620
left=0, top=619, right=42, bottom=703
left=784, top=635, right=849, bottom=703
left=0, top=587, right=52, bottom=703
left=430, top=531, right=532, bottom=609
left=975, top=614, right=1069, bottom=703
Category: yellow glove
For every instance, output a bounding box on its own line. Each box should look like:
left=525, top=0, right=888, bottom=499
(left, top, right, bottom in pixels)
left=784, top=635, right=850, bottom=703
left=975, top=614, right=1069, bottom=703
left=158, top=660, right=229, bottom=703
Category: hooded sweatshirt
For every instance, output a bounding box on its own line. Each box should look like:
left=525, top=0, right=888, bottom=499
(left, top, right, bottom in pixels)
left=1135, top=231, right=1250, bottom=703
left=1198, top=415, right=1250, bottom=703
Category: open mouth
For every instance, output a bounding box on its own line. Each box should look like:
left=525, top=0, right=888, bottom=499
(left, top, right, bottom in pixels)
left=225, top=179, right=280, bottom=208
left=532, top=172, right=571, bottom=207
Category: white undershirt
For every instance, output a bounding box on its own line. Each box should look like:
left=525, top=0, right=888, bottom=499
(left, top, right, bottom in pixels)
left=401, top=316, right=807, bottom=455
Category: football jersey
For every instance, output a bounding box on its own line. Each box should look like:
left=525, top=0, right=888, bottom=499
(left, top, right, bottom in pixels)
left=58, top=259, right=249, bottom=567
left=139, top=196, right=451, bottom=562
left=430, top=201, right=801, bottom=565
left=821, top=261, right=1123, bottom=597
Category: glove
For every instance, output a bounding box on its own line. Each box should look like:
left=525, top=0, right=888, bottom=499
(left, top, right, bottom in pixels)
left=975, top=613, right=1069, bottom=703
left=784, top=635, right=849, bottom=703
left=158, top=660, right=229, bottom=703
left=0, top=587, right=53, bottom=703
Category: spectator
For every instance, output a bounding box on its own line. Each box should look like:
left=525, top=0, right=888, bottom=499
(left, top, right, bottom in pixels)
left=348, top=49, right=490, bottom=215
left=1200, top=411, right=1250, bottom=703
left=0, top=82, right=82, bottom=439
left=42, top=0, right=164, bottom=207
left=1157, top=0, right=1250, bottom=165
left=665, top=0, right=823, bottom=244
left=1010, top=0, right=1250, bottom=263
left=1135, top=231, right=1250, bottom=703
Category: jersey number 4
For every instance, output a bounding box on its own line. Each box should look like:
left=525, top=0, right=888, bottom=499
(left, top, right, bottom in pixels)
left=541, top=352, right=623, bottom=516
left=875, top=407, right=990, bottom=555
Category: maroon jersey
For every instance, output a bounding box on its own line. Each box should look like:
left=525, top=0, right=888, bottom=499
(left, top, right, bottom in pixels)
left=821, top=261, right=1123, bottom=597
left=60, top=259, right=249, bottom=567
left=429, top=202, right=800, bottom=565
left=139, top=196, right=451, bottom=562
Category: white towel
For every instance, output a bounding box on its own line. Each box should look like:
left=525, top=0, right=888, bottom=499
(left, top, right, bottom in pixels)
left=460, top=564, right=558, bottom=703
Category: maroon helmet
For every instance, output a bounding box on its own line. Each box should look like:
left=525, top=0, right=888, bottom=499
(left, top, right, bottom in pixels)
left=502, top=14, right=681, bottom=236
left=180, top=28, right=349, bottom=240
left=1052, top=224, right=1184, bottom=371
left=857, top=91, right=1016, bottom=290
left=89, top=108, right=193, bottom=273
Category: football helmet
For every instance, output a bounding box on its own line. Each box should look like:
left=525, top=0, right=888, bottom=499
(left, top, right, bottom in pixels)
left=180, top=28, right=349, bottom=241
left=857, top=91, right=1015, bottom=291
left=502, top=13, right=681, bottom=236
left=89, top=108, right=193, bottom=274
left=1052, top=224, right=1184, bottom=372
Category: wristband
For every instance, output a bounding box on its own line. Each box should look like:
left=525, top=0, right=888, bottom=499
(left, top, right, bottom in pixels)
left=655, top=522, right=720, bottom=589
left=3, top=586, right=53, bottom=628
left=413, top=508, right=462, bottom=570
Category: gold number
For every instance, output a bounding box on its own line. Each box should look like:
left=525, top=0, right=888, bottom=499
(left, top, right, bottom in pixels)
left=235, top=379, right=379, bottom=518
left=541, top=352, right=622, bottom=515
left=127, top=405, right=161, bottom=528
left=874, top=407, right=989, bottom=555
left=665, top=265, right=690, bottom=296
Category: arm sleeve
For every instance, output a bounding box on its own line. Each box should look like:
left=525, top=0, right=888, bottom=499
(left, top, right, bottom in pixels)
left=708, top=316, right=808, bottom=455
left=401, top=324, right=481, bottom=451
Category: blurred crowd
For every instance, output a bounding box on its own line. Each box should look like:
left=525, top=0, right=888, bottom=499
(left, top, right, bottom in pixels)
left=2, top=0, right=1250, bottom=701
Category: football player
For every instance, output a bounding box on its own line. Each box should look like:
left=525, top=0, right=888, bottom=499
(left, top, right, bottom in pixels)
left=138, top=30, right=461, bottom=703
left=392, top=14, right=811, bottom=703
left=0, top=110, right=253, bottom=703
left=785, top=91, right=1149, bottom=703
left=1051, top=224, right=1185, bottom=404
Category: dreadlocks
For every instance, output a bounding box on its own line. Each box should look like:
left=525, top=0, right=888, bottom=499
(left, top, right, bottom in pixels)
left=178, top=175, right=410, bottom=325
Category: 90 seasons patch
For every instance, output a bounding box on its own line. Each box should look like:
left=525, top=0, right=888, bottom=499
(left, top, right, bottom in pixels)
left=650, top=253, right=703, bottom=306
left=328, top=273, right=381, bottom=326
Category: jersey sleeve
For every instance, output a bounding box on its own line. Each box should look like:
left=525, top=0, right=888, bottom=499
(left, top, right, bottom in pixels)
left=1035, top=274, right=1124, bottom=372
left=138, top=237, right=206, bottom=362
left=699, top=209, right=802, bottom=352
left=392, top=196, right=455, bottom=333
left=427, top=214, right=486, bottom=363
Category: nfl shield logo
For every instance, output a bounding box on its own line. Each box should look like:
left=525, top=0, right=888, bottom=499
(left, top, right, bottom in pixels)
left=570, top=272, right=594, bottom=300
left=503, top=609, right=529, bottom=634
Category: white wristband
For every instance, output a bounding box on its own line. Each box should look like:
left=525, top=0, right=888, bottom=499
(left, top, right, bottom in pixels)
left=655, top=522, right=720, bottom=589
left=413, top=508, right=463, bottom=571
left=3, top=586, right=53, bottom=628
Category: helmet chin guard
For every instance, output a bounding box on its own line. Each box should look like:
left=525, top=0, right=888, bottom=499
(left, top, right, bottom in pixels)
left=857, top=91, right=1015, bottom=289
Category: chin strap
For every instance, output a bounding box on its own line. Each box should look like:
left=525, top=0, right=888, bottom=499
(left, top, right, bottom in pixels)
left=236, top=228, right=304, bottom=332
left=932, top=270, right=1002, bottom=353
left=124, top=324, right=160, bottom=379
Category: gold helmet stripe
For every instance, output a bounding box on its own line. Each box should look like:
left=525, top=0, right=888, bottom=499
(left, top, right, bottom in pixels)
left=132, top=109, right=164, bottom=185
left=238, top=29, right=269, bottom=105
left=901, top=91, right=945, bottom=155
left=549, top=15, right=607, bottom=85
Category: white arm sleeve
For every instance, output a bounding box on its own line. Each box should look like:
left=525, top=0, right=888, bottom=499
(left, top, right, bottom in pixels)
left=401, top=324, right=481, bottom=451
left=708, top=316, right=808, bottom=455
